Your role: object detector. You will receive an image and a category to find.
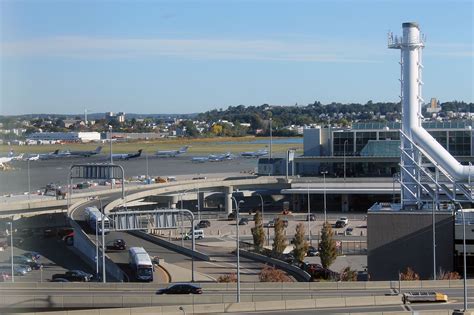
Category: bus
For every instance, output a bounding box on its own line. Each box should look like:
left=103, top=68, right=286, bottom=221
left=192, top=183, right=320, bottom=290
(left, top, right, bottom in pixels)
left=84, top=206, right=110, bottom=234
left=128, top=247, right=154, bottom=282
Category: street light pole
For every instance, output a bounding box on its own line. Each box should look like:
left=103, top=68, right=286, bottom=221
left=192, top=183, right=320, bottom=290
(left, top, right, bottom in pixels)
left=457, top=205, right=468, bottom=312
left=307, top=184, right=311, bottom=245
left=7, top=221, right=14, bottom=282
left=321, top=171, right=328, bottom=222
left=95, top=220, right=99, bottom=279
left=109, top=125, right=113, bottom=165
left=27, top=159, right=31, bottom=200
left=231, top=197, right=243, bottom=303
left=343, top=140, right=348, bottom=181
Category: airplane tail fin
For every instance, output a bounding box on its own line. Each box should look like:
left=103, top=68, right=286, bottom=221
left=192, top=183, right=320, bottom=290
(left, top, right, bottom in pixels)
left=53, top=149, right=59, bottom=154
left=137, top=149, right=143, bottom=157
left=96, top=146, right=103, bottom=153
left=179, top=146, right=189, bottom=153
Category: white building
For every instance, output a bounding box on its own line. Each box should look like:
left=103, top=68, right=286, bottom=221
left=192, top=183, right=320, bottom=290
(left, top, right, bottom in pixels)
left=27, top=132, right=101, bottom=143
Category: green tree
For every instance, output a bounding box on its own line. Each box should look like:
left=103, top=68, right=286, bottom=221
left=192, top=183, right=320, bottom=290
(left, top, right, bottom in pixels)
left=291, top=223, right=309, bottom=262
left=319, top=222, right=337, bottom=269
left=251, top=211, right=265, bottom=251
left=272, top=218, right=287, bottom=254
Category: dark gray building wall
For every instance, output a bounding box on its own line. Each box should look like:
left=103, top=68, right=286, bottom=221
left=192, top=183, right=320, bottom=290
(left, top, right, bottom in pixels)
left=303, top=128, right=321, bottom=156
left=367, top=211, right=453, bottom=280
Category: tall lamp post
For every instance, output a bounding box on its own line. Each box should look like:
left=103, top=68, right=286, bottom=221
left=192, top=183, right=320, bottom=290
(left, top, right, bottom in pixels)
left=231, top=197, right=243, bottom=303
left=343, top=140, right=348, bottom=181
left=27, top=159, right=31, bottom=200
left=109, top=125, right=113, bottom=164
left=321, top=171, right=328, bottom=222
left=307, top=184, right=312, bottom=245
left=269, top=118, right=273, bottom=159
left=7, top=220, right=14, bottom=282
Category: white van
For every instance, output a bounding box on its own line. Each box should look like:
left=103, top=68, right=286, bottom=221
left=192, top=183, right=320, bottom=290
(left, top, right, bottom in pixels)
left=184, top=229, right=204, bottom=240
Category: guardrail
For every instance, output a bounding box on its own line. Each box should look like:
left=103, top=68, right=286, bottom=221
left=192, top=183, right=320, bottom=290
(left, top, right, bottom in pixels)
left=129, top=230, right=211, bottom=261
left=239, top=249, right=311, bottom=282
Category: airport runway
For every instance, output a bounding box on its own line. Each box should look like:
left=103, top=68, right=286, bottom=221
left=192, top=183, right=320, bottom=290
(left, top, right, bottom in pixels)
left=0, top=155, right=260, bottom=195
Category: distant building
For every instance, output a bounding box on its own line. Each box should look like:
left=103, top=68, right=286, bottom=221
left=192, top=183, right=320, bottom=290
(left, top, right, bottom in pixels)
left=426, top=98, right=441, bottom=114
left=27, top=132, right=101, bottom=143
left=105, top=111, right=125, bottom=123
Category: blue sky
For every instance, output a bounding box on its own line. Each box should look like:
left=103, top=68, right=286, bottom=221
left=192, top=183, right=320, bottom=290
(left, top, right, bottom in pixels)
left=1, top=0, right=472, bottom=115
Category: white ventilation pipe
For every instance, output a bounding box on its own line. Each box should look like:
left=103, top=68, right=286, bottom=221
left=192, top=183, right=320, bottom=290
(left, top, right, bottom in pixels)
left=395, top=22, right=474, bottom=181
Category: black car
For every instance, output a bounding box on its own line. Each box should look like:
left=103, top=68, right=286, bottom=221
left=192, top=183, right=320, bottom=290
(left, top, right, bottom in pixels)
left=238, top=218, right=249, bottom=225
left=197, top=220, right=211, bottom=228
left=112, top=239, right=126, bottom=250
left=335, top=220, right=346, bottom=228
left=52, top=270, right=92, bottom=282
left=307, top=246, right=319, bottom=257
left=11, top=256, right=42, bottom=270
left=156, top=284, right=203, bottom=295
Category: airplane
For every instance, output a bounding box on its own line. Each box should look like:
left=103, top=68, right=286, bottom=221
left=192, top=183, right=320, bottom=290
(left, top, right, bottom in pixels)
left=191, top=152, right=234, bottom=163
left=155, top=146, right=189, bottom=158
left=27, top=154, right=40, bottom=161
left=240, top=148, right=269, bottom=158
left=67, top=146, right=102, bottom=157
left=0, top=151, right=23, bottom=168
left=112, top=149, right=143, bottom=160
left=37, top=149, right=71, bottom=160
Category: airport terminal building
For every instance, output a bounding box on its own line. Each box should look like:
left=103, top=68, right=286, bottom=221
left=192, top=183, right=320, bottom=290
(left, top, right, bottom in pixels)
left=295, top=120, right=474, bottom=177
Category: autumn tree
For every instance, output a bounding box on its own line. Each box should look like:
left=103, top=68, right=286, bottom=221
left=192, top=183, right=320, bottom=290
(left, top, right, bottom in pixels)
left=292, top=223, right=309, bottom=262
left=251, top=211, right=265, bottom=251
left=319, top=222, right=337, bottom=269
left=259, top=265, right=291, bottom=282
left=272, top=218, right=287, bottom=254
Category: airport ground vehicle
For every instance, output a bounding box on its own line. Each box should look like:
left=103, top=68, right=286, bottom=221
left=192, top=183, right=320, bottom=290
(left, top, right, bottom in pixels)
left=345, top=227, right=354, bottom=235
left=52, top=270, right=92, bottom=282
left=84, top=207, right=110, bottom=234
left=129, top=247, right=153, bottom=282
left=402, top=292, right=448, bottom=304
left=339, top=217, right=349, bottom=225
left=184, top=230, right=204, bottom=240
left=335, top=220, right=346, bottom=228
left=156, top=284, right=203, bottom=295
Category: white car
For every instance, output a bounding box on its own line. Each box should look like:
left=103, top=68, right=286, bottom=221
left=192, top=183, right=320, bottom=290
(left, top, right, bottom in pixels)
left=339, top=217, right=349, bottom=225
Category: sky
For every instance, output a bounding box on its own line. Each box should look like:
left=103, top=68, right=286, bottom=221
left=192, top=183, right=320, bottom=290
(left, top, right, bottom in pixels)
left=0, top=0, right=473, bottom=115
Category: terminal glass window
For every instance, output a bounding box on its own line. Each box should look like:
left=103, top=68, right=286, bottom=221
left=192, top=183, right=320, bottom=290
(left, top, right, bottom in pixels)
left=355, top=132, right=377, bottom=155
left=379, top=131, right=400, bottom=140
left=428, top=131, right=448, bottom=149
left=333, top=132, right=354, bottom=156
left=448, top=131, right=471, bottom=156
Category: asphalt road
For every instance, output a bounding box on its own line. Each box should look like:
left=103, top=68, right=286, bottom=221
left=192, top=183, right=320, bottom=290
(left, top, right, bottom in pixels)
left=0, top=155, right=259, bottom=195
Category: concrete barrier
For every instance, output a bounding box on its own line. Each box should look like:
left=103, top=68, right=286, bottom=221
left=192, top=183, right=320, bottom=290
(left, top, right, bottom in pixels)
left=345, top=296, right=375, bottom=307
left=284, top=298, right=316, bottom=310
left=130, top=306, right=163, bottom=315
left=193, top=303, right=225, bottom=314
left=374, top=295, right=402, bottom=305
left=239, top=249, right=311, bottom=282
left=224, top=301, right=256, bottom=312
left=315, top=297, right=346, bottom=308
left=122, top=296, right=152, bottom=307
left=255, top=300, right=285, bottom=311
left=129, top=231, right=211, bottom=261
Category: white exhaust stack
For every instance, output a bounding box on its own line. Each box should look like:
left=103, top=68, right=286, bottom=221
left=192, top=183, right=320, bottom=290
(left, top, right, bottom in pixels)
left=389, top=22, right=474, bottom=206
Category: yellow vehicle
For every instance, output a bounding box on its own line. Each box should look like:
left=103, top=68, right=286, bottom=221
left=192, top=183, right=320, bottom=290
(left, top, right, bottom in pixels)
left=402, top=292, right=448, bottom=304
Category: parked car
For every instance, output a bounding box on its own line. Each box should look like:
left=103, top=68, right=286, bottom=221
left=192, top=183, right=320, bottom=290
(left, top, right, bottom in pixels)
left=281, top=210, right=292, bottom=215
left=307, top=214, right=316, bottom=221
left=156, top=284, right=203, bottom=295
left=51, top=278, right=70, bottom=282
left=307, top=246, right=319, bottom=257
left=345, top=227, right=354, bottom=235
left=112, top=239, right=126, bottom=250
left=0, top=265, right=29, bottom=276
left=335, top=220, right=346, bottom=228
left=11, top=256, right=42, bottom=270
left=52, top=270, right=92, bottom=282
left=184, top=229, right=204, bottom=240
left=238, top=218, right=249, bottom=225
left=197, top=220, right=211, bottom=228
left=22, top=252, right=41, bottom=261
left=228, top=212, right=236, bottom=220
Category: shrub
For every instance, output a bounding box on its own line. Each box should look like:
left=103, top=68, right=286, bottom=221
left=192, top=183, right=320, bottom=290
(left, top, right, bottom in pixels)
left=272, top=218, right=287, bottom=254
left=251, top=211, right=265, bottom=251
left=292, top=223, right=309, bottom=262
left=400, top=267, right=420, bottom=281
left=218, top=273, right=237, bottom=283
left=437, top=269, right=461, bottom=280
left=259, top=265, right=292, bottom=282
left=339, top=267, right=357, bottom=281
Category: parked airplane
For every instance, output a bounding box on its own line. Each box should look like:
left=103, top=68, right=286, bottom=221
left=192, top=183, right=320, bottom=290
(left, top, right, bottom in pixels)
left=38, top=149, right=72, bottom=159
left=112, top=149, right=142, bottom=160
left=27, top=154, right=40, bottom=161
left=191, top=152, right=233, bottom=163
left=240, top=148, right=268, bottom=158
left=155, top=146, right=189, bottom=158
left=0, top=151, right=23, bottom=168
left=68, top=146, right=102, bottom=157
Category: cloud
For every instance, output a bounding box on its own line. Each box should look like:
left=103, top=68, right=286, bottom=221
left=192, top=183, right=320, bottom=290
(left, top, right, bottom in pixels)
left=1, top=36, right=380, bottom=63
